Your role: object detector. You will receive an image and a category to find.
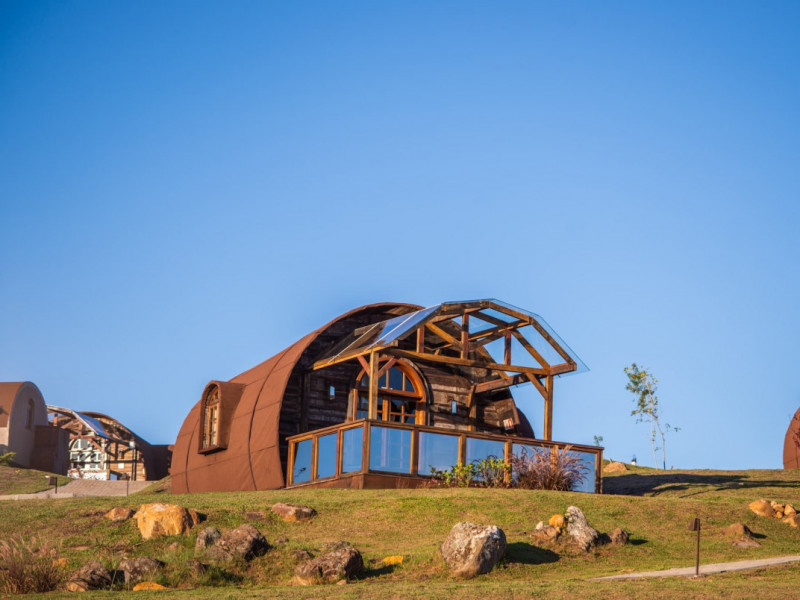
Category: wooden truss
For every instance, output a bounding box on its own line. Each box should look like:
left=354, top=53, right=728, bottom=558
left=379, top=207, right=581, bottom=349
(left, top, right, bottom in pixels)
left=312, top=300, right=581, bottom=441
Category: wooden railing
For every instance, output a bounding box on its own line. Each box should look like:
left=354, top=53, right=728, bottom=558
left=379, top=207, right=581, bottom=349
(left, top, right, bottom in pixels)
left=286, top=419, right=603, bottom=493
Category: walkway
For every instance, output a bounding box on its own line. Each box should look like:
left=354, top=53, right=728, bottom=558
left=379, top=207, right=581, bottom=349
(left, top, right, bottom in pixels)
left=591, top=555, right=800, bottom=580
left=0, top=479, right=151, bottom=500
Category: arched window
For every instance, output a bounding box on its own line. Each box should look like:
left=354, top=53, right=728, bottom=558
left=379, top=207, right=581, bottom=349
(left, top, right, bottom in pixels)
left=202, top=387, right=221, bottom=448
left=353, top=360, right=426, bottom=424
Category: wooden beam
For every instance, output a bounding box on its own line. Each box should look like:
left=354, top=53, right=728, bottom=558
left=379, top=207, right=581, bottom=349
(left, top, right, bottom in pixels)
left=426, top=322, right=463, bottom=351
left=367, top=352, right=379, bottom=420
left=543, top=374, right=554, bottom=441
left=511, top=329, right=551, bottom=369
left=504, top=331, right=511, bottom=365
left=356, top=355, right=370, bottom=374
left=461, top=313, right=470, bottom=359
left=376, top=357, right=398, bottom=379
left=467, top=385, right=476, bottom=432
left=416, top=326, right=425, bottom=353
left=473, top=374, right=528, bottom=394
left=384, top=348, right=548, bottom=376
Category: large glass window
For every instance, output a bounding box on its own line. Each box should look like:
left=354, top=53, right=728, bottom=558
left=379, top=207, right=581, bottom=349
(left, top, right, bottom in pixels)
left=292, top=439, right=312, bottom=484
left=354, top=360, right=425, bottom=424
left=316, top=433, right=338, bottom=479
left=465, top=438, right=506, bottom=465
left=341, top=426, right=363, bottom=474
left=418, top=432, right=459, bottom=475
left=369, top=426, right=411, bottom=473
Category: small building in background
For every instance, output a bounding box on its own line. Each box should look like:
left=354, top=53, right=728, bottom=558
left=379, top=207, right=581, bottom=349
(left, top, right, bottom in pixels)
left=0, top=381, right=68, bottom=473
left=48, top=406, right=171, bottom=481
left=784, top=407, right=800, bottom=469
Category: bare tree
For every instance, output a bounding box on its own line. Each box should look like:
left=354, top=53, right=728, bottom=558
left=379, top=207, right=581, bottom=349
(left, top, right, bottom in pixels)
left=624, top=363, right=676, bottom=469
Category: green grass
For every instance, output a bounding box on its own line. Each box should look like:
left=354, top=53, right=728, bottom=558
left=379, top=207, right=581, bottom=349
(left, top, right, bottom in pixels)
left=0, top=464, right=71, bottom=495
left=2, top=467, right=800, bottom=598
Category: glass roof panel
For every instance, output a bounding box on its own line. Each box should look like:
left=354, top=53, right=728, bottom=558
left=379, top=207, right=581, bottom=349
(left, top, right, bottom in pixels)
left=77, top=413, right=111, bottom=439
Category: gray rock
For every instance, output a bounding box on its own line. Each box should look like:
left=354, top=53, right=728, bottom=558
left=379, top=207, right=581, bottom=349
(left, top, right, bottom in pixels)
left=531, top=525, right=561, bottom=544
left=271, top=502, right=317, bottom=522
left=440, top=522, right=507, bottom=578
left=185, top=559, right=208, bottom=575
left=195, top=527, right=222, bottom=551
left=65, top=561, right=112, bottom=592
left=118, top=556, right=163, bottom=584
left=565, top=506, right=600, bottom=551
left=294, top=544, right=363, bottom=585
left=205, top=524, right=268, bottom=562
left=608, top=528, right=629, bottom=545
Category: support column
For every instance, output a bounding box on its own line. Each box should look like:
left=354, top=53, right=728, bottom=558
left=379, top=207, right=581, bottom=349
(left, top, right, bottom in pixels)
left=367, top=351, right=379, bottom=420
left=543, top=374, right=554, bottom=441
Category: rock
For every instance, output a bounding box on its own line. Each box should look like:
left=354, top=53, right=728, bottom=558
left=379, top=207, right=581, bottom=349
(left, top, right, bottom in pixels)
left=195, top=527, right=222, bottom=551
left=565, top=506, right=600, bottom=552
left=775, top=511, right=785, bottom=519
left=732, top=539, right=761, bottom=548
left=105, top=507, right=135, bottom=522
left=534, top=521, right=544, bottom=531
left=783, top=515, right=800, bottom=527
left=785, top=504, right=797, bottom=516
left=722, top=523, right=753, bottom=538
left=748, top=500, right=774, bottom=518
left=771, top=501, right=785, bottom=512
left=608, top=528, right=629, bottom=545
left=206, top=524, right=268, bottom=562
left=118, top=557, right=163, bottom=584
left=292, top=549, right=314, bottom=563
left=548, top=514, right=565, bottom=529
left=271, top=503, right=318, bottom=522
left=294, top=544, right=364, bottom=585
left=275, top=536, right=289, bottom=545
left=185, top=559, right=208, bottom=575
left=134, top=504, right=200, bottom=540
left=531, top=525, right=561, bottom=544
left=440, top=522, right=507, bottom=578
left=133, top=582, right=167, bottom=591
left=65, top=561, right=112, bottom=592
left=603, top=461, right=628, bottom=474
left=382, top=555, right=403, bottom=566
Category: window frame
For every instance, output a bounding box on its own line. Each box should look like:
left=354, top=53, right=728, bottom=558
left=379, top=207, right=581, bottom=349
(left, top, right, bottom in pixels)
left=199, top=386, right=224, bottom=453
left=352, top=359, right=427, bottom=425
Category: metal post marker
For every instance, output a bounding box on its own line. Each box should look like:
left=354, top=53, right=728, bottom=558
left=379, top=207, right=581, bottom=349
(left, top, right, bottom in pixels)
left=688, top=517, right=701, bottom=576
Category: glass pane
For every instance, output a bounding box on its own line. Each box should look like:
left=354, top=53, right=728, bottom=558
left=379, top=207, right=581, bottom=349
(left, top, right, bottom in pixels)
left=317, top=433, right=337, bottom=479
left=511, top=444, right=596, bottom=493
left=342, top=426, right=363, bottom=474
left=466, top=437, right=506, bottom=464
left=356, top=394, right=368, bottom=419
left=418, top=432, right=459, bottom=475
left=369, top=426, right=412, bottom=473
left=404, top=375, right=413, bottom=392
left=572, top=450, right=596, bottom=493
left=388, top=367, right=403, bottom=390
left=292, top=439, right=312, bottom=484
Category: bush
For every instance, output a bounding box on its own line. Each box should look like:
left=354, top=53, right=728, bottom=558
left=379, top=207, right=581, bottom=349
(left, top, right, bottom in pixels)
left=0, top=452, right=15, bottom=466
left=0, top=536, right=64, bottom=593
left=429, top=456, right=511, bottom=488
left=510, top=446, right=588, bottom=491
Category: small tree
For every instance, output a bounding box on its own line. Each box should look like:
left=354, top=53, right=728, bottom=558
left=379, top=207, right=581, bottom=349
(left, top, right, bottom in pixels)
left=624, top=363, right=676, bottom=469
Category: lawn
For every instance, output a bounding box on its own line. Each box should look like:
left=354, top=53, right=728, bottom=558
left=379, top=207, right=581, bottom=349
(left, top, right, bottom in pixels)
left=2, top=466, right=800, bottom=598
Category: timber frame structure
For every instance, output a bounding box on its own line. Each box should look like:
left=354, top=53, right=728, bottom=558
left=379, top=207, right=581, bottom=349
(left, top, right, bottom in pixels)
left=171, top=299, right=601, bottom=494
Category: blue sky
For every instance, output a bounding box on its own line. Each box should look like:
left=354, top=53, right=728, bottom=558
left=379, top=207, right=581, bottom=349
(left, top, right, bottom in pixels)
left=1, top=1, right=799, bottom=469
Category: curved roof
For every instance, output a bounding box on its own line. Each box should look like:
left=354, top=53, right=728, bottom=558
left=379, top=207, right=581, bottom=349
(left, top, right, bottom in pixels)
left=784, top=407, right=800, bottom=469
left=0, top=382, right=43, bottom=428
left=171, top=302, right=421, bottom=493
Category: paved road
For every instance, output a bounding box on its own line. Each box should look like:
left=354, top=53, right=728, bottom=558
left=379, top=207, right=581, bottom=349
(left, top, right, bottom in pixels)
left=591, top=555, right=800, bottom=580
left=0, top=479, right=151, bottom=500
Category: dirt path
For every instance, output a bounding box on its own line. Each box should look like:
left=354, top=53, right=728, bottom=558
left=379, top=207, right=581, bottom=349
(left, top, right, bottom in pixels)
left=0, top=479, right=151, bottom=500
left=591, top=555, right=800, bottom=580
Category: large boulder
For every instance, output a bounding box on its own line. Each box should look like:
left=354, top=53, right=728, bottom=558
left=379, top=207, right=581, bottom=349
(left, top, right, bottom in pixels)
left=548, top=514, right=565, bottom=529
left=565, top=506, right=600, bottom=552
left=65, top=561, right=112, bottom=592
left=723, top=523, right=754, bottom=538
left=195, top=527, right=222, bottom=551
left=749, top=500, right=774, bottom=518
left=783, top=515, right=800, bottom=527
left=271, top=502, right=317, bottom=522
left=118, top=557, right=163, bottom=584
left=294, top=544, right=363, bottom=585
left=603, top=461, right=628, bottom=474
left=104, top=507, right=135, bottom=522
left=608, top=528, right=629, bottom=545
left=206, top=524, right=268, bottom=562
left=134, top=504, right=200, bottom=540
left=440, top=522, right=506, bottom=578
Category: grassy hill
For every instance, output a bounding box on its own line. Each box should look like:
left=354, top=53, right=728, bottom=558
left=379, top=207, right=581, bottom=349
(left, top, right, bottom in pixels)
left=0, top=464, right=71, bottom=495
left=2, top=466, right=800, bottom=599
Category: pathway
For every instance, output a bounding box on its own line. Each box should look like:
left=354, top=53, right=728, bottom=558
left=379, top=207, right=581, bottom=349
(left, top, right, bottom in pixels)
left=591, top=555, right=800, bottom=580
left=0, top=479, right=151, bottom=500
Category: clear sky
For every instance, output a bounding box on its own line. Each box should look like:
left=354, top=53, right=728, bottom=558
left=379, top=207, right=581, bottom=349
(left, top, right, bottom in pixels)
left=2, top=1, right=799, bottom=470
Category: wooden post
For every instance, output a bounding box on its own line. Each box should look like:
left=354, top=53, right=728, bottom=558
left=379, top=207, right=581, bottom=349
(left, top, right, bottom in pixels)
left=544, top=374, right=554, bottom=441
left=504, top=331, right=512, bottom=365
left=368, top=352, right=379, bottom=420
left=467, top=386, right=477, bottom=432
left=416, top=326, right=425, bottom=353
left=461, top=313, right=470, bottom=359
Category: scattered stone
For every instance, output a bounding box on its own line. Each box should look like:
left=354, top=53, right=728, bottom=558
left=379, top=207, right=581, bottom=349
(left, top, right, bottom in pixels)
left=775, top=511, right=785, bottom=519
left=440, top=522, right=507, bottom=578
left=382, top=555, right=403, bottom=566
left=771, top=501, right=785, bottom=513
left=603, top=461, right=628, bottom=474
left=748, top=500, right=774, bottom=518
left=783, top=515, right=800, bottom=527
left=723, top=523, right=753, bottom=538
left=65, top=561, right=112, bottom=592
left=732, top=539, right=761, bottom=549
left=608, top=528, right=630, bottom=545
left=271, top=503, right=318, bottom=522
left=195, top=527, right=222, bottom=551
left=185, top=559, right=208, bottom=575
left=531, top=525, right=561, bottom=544
left=565, top=506, right=600, bottom=552
left=118, top=557, right=164, bottom=584
left=549, top=514, right=565, bottom=529
left=292, top=549, right=314, bottom=563
left=295, top=543, right=363, bottom=585
left=206, top=524, right=268, bottom=562
left=785, top=504, right=797, bottom=516
left=104, top=507, right=135, bottom=522
left=534, top=521, right=544, bottom=531
left=134, top=504, right=200, bottom=540
left=132, top=582, right=167, bottom=591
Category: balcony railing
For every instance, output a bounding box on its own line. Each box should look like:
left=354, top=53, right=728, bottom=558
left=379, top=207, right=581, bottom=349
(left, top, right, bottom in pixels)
left=286, top=419, right=603, bottom=493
